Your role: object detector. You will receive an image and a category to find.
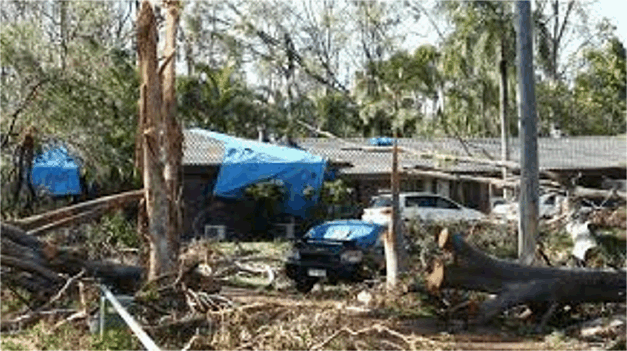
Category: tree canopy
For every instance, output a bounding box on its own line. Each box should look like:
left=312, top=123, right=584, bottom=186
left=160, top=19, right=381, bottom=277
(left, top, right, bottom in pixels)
left=1, top=0, right=624, bottom=203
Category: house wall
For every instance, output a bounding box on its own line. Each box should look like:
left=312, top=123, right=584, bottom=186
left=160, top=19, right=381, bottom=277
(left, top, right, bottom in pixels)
left=182, top=164, right=295, bottom=239
left=182, top=165, right=220, bottom=237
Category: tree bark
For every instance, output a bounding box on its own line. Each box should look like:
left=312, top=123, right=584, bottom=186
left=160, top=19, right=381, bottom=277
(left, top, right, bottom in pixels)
left=427, top=229, right=626, bottom=324
left=137, top=0, right=175, bottom=279
left=162, top=0, right=183, bottom=263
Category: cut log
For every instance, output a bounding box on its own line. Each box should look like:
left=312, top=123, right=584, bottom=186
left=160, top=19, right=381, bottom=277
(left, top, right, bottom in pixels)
left=1, top=223, right=143, bottom=295
left=427, top=229, right=626, bottom=324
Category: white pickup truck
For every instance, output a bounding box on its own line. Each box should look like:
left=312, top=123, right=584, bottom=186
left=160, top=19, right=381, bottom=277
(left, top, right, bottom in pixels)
left=361, top=192, right=486, bottom=225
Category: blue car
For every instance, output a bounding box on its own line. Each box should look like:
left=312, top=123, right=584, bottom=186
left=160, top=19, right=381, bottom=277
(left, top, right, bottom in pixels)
left=285, top=220, right=388, bottom=293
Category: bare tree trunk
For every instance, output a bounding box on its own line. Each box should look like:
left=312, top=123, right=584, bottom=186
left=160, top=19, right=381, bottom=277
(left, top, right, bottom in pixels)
left=137, top=1, right=174, bottom=279
left=162, top=0, right=183, bottom=261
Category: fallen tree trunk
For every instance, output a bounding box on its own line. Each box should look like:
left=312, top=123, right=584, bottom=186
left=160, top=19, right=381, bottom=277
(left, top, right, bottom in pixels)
left=427, top=229, right=626, bottom=325
left=1, top=223, right=143, bottom=297
left=572, top=186, right=627, bottom=201
left=8, top=189, right=144, bottom=233
left=404, top=168, right=518, bottom=189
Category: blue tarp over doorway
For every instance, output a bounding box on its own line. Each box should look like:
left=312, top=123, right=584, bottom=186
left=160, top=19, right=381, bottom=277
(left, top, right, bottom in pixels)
left=31, top=146, right=82, bottom=196
left=190, top=129, right=326, bottom=218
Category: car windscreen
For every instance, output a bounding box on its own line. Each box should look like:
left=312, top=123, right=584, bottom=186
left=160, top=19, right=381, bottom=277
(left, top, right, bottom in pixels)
left=406, top=196, right=436, bottom=207
left=436, top=198, right=460, bottom=209
left=369, top=197, right=392, bottom=208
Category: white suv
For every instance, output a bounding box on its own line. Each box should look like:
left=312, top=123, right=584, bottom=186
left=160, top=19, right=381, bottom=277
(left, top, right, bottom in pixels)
left=361, top=192, right=486, bottom=225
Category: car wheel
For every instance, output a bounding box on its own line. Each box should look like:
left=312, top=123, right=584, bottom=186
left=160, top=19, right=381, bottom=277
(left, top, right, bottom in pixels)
left=295, top=276, right=317, bottom=293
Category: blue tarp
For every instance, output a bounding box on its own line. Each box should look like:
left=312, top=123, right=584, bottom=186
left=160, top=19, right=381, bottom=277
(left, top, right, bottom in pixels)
left=369, top=137, right=394, bottom=146
left=192, top=129, right=326, bottom=218
left=304, top=220, right=386, bottom=249
left=31, top=146, right=82, bottom=196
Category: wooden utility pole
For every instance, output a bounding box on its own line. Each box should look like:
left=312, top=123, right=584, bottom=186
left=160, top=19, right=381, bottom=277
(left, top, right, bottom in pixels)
left=516, top=1, right=539, bottom=265
left=385, top=131, right=400, bottom=291
left=137, top=0, right=176, bottom=279
left=499, top=32, right=511, bottom=200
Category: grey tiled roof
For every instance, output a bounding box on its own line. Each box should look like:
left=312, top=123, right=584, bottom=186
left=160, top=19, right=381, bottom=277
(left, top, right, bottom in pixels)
left=298, top=136, right=627, bottom=174
left=183, top=129, right=225, bottom=165
left=183, top=129, right=627, bottom=174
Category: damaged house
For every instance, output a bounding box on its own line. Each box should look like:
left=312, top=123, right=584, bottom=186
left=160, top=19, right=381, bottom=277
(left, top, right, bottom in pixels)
left=182, top=129, right=626, bottom=239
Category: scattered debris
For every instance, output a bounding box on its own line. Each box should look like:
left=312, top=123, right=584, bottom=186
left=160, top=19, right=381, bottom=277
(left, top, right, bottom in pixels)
left=566, top=221, right=598, bottom=262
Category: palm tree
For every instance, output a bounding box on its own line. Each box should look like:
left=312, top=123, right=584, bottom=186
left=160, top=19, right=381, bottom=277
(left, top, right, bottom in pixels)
left=440, top=1, right=516, bottom=182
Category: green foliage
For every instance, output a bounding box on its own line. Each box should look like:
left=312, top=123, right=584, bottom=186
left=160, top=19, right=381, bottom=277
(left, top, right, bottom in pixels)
left=0, top=321, right=94, bottom=350
left=572, top=37, right=626, bottom=135
left=1, top=1, right=139, bottom=195
left=178, top=64, right=288, bottom=139
left=1, top=287, right=30, bottom=315
left=38, top=323, right=83, bottom=350
left=406, top=220, right=518, bottom=261
left=535, top=36, right=626, bottom=136
left=90, top=328, right=138, bottom=351
left=320, top=178, right=353, bottom=205
left=0, top=339, right=23, bottom=351
left=439, top=1, right=516, bottom=138
left=309, top=90, right=362, bottom=137
left=85, top=211, right=138, bottom=260
left=354, top=46, right=436, bottom=137
left=244, top=180, right=288, bottom=233
left=245, top=179, right=287, bottom=203
left=0, top=155, right=19, bottom=219
left=0, top=0, right=623, bottom=217
left=312, top=178, right=361, bottom=221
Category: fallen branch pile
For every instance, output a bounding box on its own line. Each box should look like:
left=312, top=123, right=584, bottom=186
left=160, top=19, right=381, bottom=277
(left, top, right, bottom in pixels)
left=1, top=223, right=144, bottom=300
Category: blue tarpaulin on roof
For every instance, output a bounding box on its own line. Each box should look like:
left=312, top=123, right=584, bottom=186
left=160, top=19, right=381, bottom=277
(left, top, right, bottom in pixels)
left=369, top=137, right=394, bottom=146
left=191, top=129, right=326, bottom=218
left=31, top=146, right=82, bottom=196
